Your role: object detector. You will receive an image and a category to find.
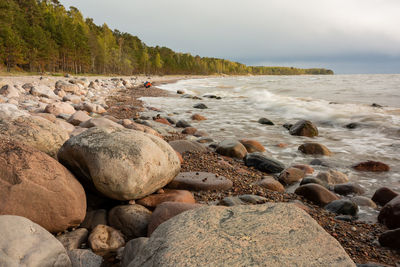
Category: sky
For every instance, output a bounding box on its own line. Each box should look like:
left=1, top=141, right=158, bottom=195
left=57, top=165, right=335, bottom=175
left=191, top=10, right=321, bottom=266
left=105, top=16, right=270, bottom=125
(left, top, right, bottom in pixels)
left=59, top=0, right=400, bottom=74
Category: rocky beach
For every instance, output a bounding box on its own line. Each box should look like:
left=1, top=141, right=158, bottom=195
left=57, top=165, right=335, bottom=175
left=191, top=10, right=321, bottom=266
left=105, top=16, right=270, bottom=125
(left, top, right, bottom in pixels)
left=0, top=75, right=399, bottom=267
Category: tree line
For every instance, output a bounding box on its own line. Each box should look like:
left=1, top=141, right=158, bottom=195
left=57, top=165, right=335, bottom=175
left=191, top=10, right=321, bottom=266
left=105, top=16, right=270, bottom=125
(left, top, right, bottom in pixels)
left=0, top=0, right=334, bottom=75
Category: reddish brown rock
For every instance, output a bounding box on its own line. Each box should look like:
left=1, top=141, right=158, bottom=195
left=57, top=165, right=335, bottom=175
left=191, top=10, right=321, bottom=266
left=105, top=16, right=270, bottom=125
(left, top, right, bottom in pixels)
left=191, top=114, right=207, bottom=121
left=0, top=138, right=86, bottom=233
left=278, top=167, right=306, bottom=185
left=352, top=161, right=390, bottom=172
left=298, top=143, right=332, bottom=156
left=254, top=177, right=285, bottom=193
left=137, top=189, right=196, bottom=209
left=239, top=139, right=266, bottom=153
left=378, top=195, right=400, bottom=229
left=167, top=172, right=233, bottom=191
left=379, top=228, right=400, bottom=250
left=154, top=118, right=171, bottom=125
left=372, top=187, right=399, bottom=206
left=292, top=164, right=314, bottom=174
left=182, top=127, right=197, bottom=135
left=147, top=202, right=203, bottom=236
left=295, top=184, right=339, bottom=206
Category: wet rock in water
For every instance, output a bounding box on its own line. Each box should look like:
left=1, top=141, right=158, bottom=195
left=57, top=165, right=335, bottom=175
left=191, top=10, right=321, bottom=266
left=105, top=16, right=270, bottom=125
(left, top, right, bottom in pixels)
left=298, top=142, right=332, bottom=156
left=0, top=138, right=86, bottom=233
left=193, top=103, right=208, bottom=109
left=289, top=120, right=319, bottom=137
left=352, top=161, right=390, bottom=172
left=88, top=225, right=125, bottom=257
left=244, top=153, right=286, bottom=173
left=137, top=189, right=196, bottom=209
left=67, top=249, right=103, bottom=267
left=317, top=170, right=349, bottom=185
left=194, top=130, right=208, bottom=137
left=253, top=176, right=285, bottom=193
left=108, top=205, right=152, bottom=240
left=371, top=187, right=399, bottom=206
left=345, top=122, right=360, bottom=129
left=166, top=117, right=176, bottom=124
left=216, top=139, right=247, bottom=159
left=295, top=184, right=339, bottom=206
left=169, top=140, right=207, bottom=154
left=239, top=139, right=266, bottom=153
left=292, top=164, right=314, bottom=174
left=278, top=167, right=306, bottom=185
left=0, top=215, right=72, bottom=266
left=191, top=114, right=207, bottom=121
left=351, top=196, right=377, bottom=209
left=203, top=94, right=218, bottom=99
left=58, top=127, right=181, bottom=200
left=44, top=102, right=76, bottom=116
left=167, top=172, right=233, bottom=191
left=57, top=228, right=89, bottom=250
left=282, top=123, right=293, bottom=130
left=378, top=228, right=400, bottom=250
left=310, top=158, right=330, bottom=167
left=154, top=118, right=171, bottom=125
left=371, top=103, right=382, bottom=108
left=333, top=183, right=365, bottom=196
left=126, top=204, right=355, bottom=266
left=258, top=117, right=274, bottom=125
left=378, top=195, right=400, bottom=229
left=147, top=202, right=203, bottom=236
left=121, top=238, right=149, bottom=267
left=177, top=90, right=184, bottom=94
left=80, top=209, right=108, bottom=231
left=325, top=199, right=359, bottom=216
left=67, top=110, right=91, bottom=126
left=176, top=120, right=191, bottom=128
left=182, top=127, right=197, bottom=135
left=300, top=177, right=329, bottom=188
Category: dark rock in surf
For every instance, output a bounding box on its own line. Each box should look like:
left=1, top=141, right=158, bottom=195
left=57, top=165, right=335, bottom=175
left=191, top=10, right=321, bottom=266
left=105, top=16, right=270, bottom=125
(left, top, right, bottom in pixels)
left=289, top=120, right=319, bottom=137
left=352, top=161, right=390, bottom=172
left=282, top=123, right=293, bottom=130
left=333, top=183, right=365, bottom=196
left=258, top=118, right=274, bottom=125
left=379, top=228, right=400, bottom=250
left=244, top=153, right=285, bottom=174
left=378, top=195, right=400, bottom=229
left=193, top=103, right=208, bottom=109
left=325, top=199, right=359, bottom=216
left=372, top=187, right=399, bottom=206
left=176, top=120, right=191, bottom=128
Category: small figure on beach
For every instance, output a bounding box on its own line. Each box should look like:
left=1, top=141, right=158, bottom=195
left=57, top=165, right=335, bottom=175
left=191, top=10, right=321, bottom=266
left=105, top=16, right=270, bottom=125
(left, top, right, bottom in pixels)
left=144, top=81, right=152, bottom=88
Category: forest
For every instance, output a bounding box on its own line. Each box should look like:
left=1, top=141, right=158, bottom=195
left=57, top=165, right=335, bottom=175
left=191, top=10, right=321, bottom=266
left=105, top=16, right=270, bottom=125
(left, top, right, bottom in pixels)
left=0, top=0, right=334, bottom=76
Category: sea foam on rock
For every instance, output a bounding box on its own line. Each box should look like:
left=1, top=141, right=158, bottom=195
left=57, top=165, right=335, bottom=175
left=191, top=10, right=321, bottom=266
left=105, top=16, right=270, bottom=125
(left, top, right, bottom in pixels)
left=58, top=127, right=181, bottom=200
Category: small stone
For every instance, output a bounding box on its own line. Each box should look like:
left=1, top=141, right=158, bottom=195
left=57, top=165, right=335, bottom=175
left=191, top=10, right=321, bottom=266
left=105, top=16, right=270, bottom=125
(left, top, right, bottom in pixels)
left=239, top=139, right=266, bottom=153
left=278, top=167, right=306, bottom=185
left=88, top=225, right=125, bottom=256
left=136, top=189, right=196, bottom=209
left=253, top=177, right=285, bottom=193
left=333, top=183, right=365, bottom=196
left=352, top=161, right=390, bottom=172
left=191, top=114, right=207, bottom=121
left=317, top=170, right=349, bottom=185
left=298, top=143, right=332, bottom=156
left=325, top=199, right=359, bottom=216
left=182, top=127, right=197, bottom=135
left=57, top=228, right=89, bottom=250
left=258, top=118, right=274, bottom=125
left=216, top=139, right=247, bottom=159
left=193, top=103, right=208, bottom=109
left=289, top=120, right=318, bottom=137
left=295, top=184, right=339, bottom=206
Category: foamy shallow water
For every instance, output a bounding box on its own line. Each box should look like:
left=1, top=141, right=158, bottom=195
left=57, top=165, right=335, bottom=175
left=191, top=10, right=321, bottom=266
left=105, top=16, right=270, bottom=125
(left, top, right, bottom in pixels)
left=141, top=75, right=400, bottom=220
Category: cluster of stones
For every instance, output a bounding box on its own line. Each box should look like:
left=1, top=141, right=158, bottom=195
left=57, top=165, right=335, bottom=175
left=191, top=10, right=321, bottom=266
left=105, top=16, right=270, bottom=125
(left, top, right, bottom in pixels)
left=0, top=76, right=396, bottom=267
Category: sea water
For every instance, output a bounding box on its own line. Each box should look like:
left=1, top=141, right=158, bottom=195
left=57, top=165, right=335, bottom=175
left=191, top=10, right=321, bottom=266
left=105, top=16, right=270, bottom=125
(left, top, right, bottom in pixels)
left=141, top=75, right=400, bottom=220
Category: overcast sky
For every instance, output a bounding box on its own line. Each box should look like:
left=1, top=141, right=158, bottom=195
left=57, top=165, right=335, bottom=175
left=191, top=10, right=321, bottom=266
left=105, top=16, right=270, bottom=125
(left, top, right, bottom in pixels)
left=59, top=0, right=400, bottom=74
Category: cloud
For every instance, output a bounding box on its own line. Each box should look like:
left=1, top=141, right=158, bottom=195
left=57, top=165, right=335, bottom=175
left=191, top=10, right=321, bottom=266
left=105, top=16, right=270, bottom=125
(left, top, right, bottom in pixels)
left=59, top=0, right=400, bottom=73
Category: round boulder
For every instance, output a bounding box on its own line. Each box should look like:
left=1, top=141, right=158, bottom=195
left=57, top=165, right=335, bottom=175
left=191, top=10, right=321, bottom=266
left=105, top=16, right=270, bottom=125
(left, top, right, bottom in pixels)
left=167, top=172, right=233, bottom=191
left=58, top=127, right=181, bottom=200
left=0, top=138, right=86, bottom=233
left=289, top=120, right=319, bottom=137
left=216, top=139, right=247, bottom=159
left=295, top=184, right=339, bottom=206
left=0, top=215, right=71, bottom=266
left=253, top=177, right=285, bottom=192
left=298, top=143, right=332, bottom=156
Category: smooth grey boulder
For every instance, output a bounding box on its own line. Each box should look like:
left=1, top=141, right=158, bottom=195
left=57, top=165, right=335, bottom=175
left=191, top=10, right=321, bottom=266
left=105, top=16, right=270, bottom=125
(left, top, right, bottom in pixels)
left=126, top=204, right=355, bottom=267
left=67, top=249, right=102, bottom=267
left=79, top=117, right=123, bottom=129
left=0, top=215, right=71, bottom=267
left=169, top=140, right=207, bottom=154
left=30, top=85, right=58, bottom=99
left=121, top=238, right=149, bottom=267
left=58, top=127, right=181, bottom=200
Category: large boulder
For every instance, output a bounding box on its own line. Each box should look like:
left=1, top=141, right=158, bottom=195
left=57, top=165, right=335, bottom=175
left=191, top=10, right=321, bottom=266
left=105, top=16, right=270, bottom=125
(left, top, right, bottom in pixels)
left=0, top=105, right=69, bottom=157
left=289, top=120, right=319, bottom=137
left=216, top=139, right=247, bottom=159
left=0, top=215, right=72, bottom=267
left=126, top=204, right=355, bottom=266
left=295, top=184, right=339, bottom=206
left=378, top=195, right=400, bottom=229
left=244, top=153, right=285, bottom=173
left=0, top=138, right=86, bottom=233
left=58, top=127, right=181, bottom=200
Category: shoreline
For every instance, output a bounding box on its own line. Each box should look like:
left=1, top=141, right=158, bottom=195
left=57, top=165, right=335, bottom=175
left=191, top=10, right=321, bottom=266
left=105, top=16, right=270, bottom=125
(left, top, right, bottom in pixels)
left=130, top=78, right=400, bottom=265
left=0, top=75, right=398, bottom=266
